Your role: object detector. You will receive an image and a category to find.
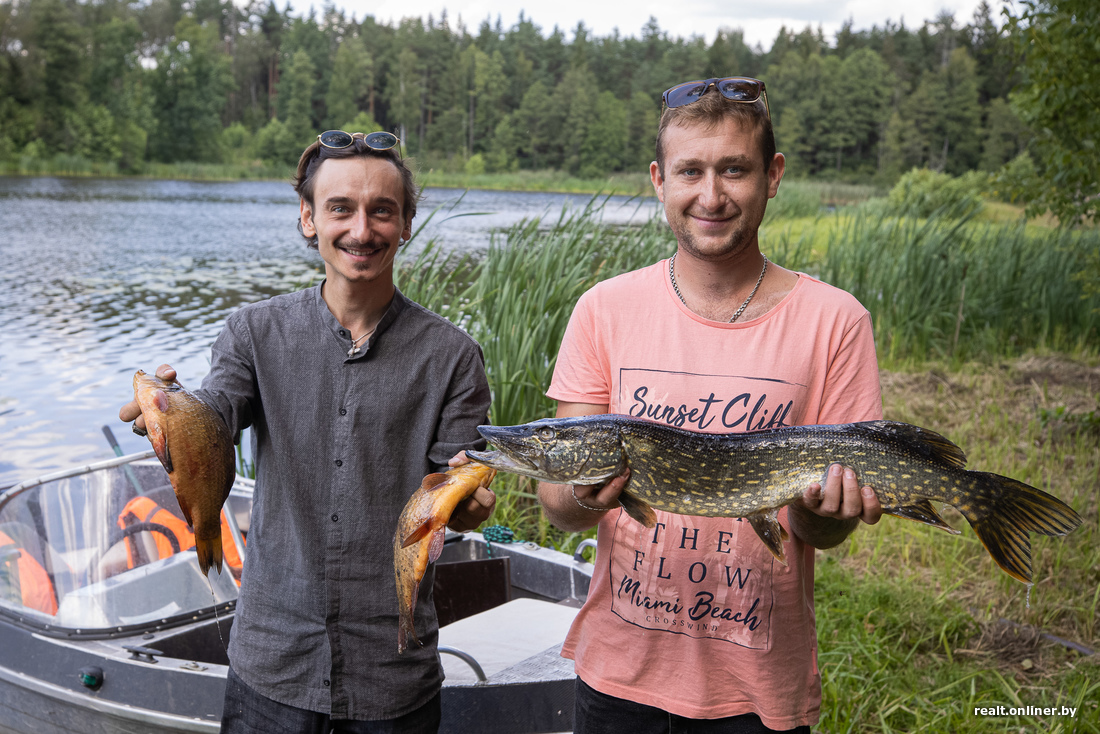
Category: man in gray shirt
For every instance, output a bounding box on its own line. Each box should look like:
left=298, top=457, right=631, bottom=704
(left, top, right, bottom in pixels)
left=120, top=130, right=494, bottom=733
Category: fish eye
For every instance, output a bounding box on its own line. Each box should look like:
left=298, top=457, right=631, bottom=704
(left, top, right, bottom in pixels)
left=537, top=427, right=555, bottom=441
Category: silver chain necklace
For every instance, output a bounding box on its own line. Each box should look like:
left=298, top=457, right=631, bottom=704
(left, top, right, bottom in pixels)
left=669, top=252, right=769, bottom=323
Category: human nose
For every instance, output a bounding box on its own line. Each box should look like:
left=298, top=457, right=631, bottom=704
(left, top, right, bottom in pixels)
left=349, top=209, right=373, bottom=242
left=696, top=171, right=727, bottom=211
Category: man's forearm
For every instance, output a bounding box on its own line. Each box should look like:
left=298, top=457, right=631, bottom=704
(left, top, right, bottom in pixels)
left=787, top=502, right=860, bottom=550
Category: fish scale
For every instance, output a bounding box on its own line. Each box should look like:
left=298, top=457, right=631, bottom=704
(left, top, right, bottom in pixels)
left=468, top=415, right=1082, bottom=584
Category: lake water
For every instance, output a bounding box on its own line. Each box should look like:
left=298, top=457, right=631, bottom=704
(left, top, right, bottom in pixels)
left=0, top=176, right=661, bottom=487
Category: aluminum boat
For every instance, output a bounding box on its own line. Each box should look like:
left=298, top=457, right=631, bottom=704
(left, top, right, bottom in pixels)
left=0, top=452, right=594, bottom=733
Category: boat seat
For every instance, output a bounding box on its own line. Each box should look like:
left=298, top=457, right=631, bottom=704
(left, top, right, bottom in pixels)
left=438, top=597, right=580, bottom=684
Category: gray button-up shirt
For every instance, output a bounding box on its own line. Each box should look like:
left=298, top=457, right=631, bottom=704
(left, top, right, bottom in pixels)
left=198, top=283, right=491, bottom=719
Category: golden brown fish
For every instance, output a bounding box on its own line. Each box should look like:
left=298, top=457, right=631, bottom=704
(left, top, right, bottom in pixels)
left=394, top=463, right=496, bottom=653
left=132, top=370, right=236, bottom=575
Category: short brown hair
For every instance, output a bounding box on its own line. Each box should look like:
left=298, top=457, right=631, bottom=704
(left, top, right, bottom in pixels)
left=293, top=138, right=420, bottom=249
left=655, top=91, right=775, bottom=177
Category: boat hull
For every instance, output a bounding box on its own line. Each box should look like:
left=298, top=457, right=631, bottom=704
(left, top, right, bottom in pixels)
left=0, top=532, right=593, bottom=734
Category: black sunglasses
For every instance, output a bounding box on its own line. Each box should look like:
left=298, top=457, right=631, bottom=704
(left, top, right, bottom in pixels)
left=662, top=77, right=770, bottom=118
left=317, top=130, right=400, bottom=153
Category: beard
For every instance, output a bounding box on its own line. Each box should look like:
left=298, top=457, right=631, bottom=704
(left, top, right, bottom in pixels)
left=668, top=215, right=755, bottom=263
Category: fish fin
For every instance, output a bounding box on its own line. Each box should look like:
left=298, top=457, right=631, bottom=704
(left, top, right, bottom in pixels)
left=419, top=473, right=451, bottom=491
left=747, top=510, right=787, bottom=565
left=174, top=495, right=194, bottom=528
left=965, top=473, right=1083, bottom=584
left=617, top=490, right=656, bottom=528
left=860, top=421, right=967, bottom=469
left=146, top=421, right=173, bottom=474
left=194, top=535, right=223, bottom=576
left=886, top=500, right=960, bottom=534
left=427, top=529, right=446, bottom=564
left=402, top=520, right=433, bottom=549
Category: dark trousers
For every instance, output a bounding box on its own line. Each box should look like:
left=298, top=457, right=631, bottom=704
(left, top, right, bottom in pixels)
left=574, top=676, right=812, bottom=734
left=221, top=665, right=441, bottom=734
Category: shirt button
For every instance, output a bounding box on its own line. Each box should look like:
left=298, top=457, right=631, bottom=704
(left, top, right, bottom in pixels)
left=323, top=679, right=330, bottom=687
left=331, top=514, right=339, bottom=522
left=334, top=459, right=343, bottom=467
left=339, top=408, right=347, bottom=416
left=338, top=330, right=346, bottom=337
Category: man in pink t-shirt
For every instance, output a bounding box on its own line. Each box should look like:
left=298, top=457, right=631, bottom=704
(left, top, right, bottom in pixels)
left=538, top=78, right=885, bottom=732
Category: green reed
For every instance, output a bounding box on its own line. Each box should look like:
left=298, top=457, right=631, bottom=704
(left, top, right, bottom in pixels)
left=811, top=211, right=1100, bottom=365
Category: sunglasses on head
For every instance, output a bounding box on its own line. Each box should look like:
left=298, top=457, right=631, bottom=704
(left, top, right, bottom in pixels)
left=317, top=130, right=400, bottom=153
left=661, top=77, right=770, bottom=118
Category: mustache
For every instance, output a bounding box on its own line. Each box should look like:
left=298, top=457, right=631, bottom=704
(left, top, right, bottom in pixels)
left=334, top=236, right=389, bottom=250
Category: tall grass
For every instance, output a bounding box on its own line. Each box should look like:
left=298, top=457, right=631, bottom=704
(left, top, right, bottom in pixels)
left=809, top=211, right=1100, bottom=364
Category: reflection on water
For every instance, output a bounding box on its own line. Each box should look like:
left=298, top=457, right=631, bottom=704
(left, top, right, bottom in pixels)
left=0, top=176, right=660, bottom=486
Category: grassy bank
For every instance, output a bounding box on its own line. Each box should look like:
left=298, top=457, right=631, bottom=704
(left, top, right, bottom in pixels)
left=396, top=202, right=1098, bottom=731
left=0, top=155, right=296, bottom=181
left=816, top=356, right=1099, bottom=732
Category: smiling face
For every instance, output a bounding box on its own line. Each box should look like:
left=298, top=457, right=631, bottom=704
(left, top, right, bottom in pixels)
left=299, top=156, right=413, bottom=288
left=650, top=116, right=784, bottom=264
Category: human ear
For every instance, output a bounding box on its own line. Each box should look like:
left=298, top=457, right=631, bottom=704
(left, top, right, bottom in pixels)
left=767, top=153, right=786, bottom=199
left=649, top=160, right=665, bottom=202
left=300, top=199, right=316, bottom=237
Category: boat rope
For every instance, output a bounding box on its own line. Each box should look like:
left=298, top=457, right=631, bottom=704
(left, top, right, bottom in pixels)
left=482, top=525, right=519, bottom=557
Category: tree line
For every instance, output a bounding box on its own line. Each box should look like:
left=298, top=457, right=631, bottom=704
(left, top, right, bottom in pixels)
left=0, top=0, right=1085, bottom=196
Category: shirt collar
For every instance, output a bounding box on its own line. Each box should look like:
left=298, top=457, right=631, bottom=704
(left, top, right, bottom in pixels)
left=313, top=281, right=408, bottom=361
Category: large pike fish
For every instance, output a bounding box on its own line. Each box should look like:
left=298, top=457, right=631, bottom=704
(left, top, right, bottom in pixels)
left=132, top=370, right=236, bottom=576
left=468, top=415, right=1082, bottom=584
left=394, top=463, right=496, bottom=654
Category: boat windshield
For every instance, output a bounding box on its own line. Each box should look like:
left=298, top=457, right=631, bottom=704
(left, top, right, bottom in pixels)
left=0, top=457, right=250, bottom=636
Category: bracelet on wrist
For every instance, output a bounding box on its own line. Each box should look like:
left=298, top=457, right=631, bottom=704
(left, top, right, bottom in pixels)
left=572, top=485, right=609, bottom=513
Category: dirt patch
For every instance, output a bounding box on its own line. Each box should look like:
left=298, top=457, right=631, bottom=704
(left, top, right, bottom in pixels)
left=881, top=355, right=1100, bottom=440
left=1014, top=355, right=1100, bottom=390
left=955, top=617, right=1098, bottom=679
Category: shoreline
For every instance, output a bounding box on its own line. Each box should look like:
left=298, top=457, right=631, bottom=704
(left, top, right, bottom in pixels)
left=0, top=166, right=657, bottom=197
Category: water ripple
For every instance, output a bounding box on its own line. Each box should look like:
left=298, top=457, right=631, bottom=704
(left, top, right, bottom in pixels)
left=0, top=176, right=659, bottom=485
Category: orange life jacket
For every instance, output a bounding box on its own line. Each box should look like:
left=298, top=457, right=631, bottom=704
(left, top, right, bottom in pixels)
left=118, top=496, right=245, bottom=583
left=0, top=529, right=58, bottom=615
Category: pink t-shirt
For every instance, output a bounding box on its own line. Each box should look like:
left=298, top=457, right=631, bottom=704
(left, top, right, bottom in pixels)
left=548, top=259, right=882, bottom=728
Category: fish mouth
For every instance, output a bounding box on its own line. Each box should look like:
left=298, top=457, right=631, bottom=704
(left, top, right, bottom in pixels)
left=471, top=423, right=552, bottom=477
left=466, top=449, right=540, bottom=476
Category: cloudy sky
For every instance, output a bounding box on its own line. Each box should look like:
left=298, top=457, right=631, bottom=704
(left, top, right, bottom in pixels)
left=331, top=0, right=1006, bottom=48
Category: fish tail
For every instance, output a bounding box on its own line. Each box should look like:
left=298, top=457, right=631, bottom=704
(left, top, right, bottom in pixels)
left=398, top=583, right=423, bottom=654
left=965, top=473, right=1082, bottom=584
left=195, top=535, right=224, bottom=576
